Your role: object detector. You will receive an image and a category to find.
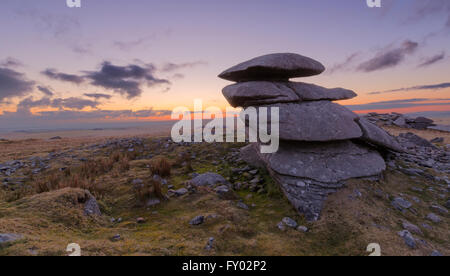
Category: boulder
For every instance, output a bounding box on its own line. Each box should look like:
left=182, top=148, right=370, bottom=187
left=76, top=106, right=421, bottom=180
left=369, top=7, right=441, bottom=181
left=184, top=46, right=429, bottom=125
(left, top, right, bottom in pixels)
left=0, top=234, right=23, bottom=248
left=356, top=118, right=403, bottom=152
left=399, top=133, right=435, bottom=148
left=250, top=101, right=362, bottom=142
left=218, top=53, right=325, bottom=82
left=84, top=193, right=102, bottom=216
left=260, top=141, right=386, bottom=183
left=222, top=81, right=356, bottom=107
left=239, top=144, right=266, bottom=168
left=191, top=172, right=230, bottom=187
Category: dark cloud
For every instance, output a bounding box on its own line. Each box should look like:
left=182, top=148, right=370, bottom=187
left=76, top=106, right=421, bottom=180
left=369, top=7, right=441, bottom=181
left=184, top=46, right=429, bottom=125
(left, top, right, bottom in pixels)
left=84, top=62, right=170, bottom=99
left=346, top=98, right=450, bottom=111
left=369, top=82, right=450, bottom=95
left=1, top=57, right=23, bottom=68
left=42, top=69, right=85, bottom=84
left=160, top=61, right=207, bottom=72
left=37, top=86, right=54, bottom=96
left=418, top=52, right=445, bottom=67
left=84, top=93, right=112, bottom=100
left=0, top=67, right=35, bottom=101
left=357, top=40, right=419, bottom=72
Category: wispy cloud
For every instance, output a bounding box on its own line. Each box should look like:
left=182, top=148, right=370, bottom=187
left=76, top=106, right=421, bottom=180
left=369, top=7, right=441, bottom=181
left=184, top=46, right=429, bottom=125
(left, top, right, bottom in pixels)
left=37, top=86, right=54, bottom=96
left=84, top=93, right=112, bottom=100
left=418, top=52, right=446, bottom=67
left=326, top=53, right=360, bottom=75
left=369, top=82, right=450, bottom=95
left=357, top=40, right=419, bottom=72
left=42, top=69, right=85, bottom=84
left=160, top=61, right=208, bottom=72
left=346, top=98, right=450, bottom=111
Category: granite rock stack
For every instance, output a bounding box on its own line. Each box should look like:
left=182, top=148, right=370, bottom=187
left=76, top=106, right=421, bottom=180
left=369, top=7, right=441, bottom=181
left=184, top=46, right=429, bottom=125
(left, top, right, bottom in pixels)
left=219, top=53, right=403, bottom=221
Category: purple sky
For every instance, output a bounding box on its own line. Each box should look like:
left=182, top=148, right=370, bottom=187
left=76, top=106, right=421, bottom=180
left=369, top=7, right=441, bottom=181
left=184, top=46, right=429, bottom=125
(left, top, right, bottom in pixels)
left=0, top=0, right=449, bottom=129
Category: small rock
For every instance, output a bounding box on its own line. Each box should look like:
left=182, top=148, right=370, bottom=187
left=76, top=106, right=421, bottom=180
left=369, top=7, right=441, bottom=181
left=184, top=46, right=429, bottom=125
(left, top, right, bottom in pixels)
left=136, top=217, right=146, bottom=224
left=237, top=201, right=249, bottom=210
left=189, top=216, right=205, bottom=226
left=426, top=213, right=441, bottom=223
left=50, top=136, right=62, bottom=140
left=0, top=234, right=23, bottom=247
left=146, top=198, right=161, bottom=207
left=297, top=226, right=309, bottom=232
left=282, top=217, right=298, bottom=228
left=402, top=221, right=423, bottom=236
left=430, top=250, right=443, bottom=256
left=277, top=222, right=286, bottom=231
left=392, top=197, right=412, bottom=210
left=397, top=230, right=417, bottom=249
left=205, top=237, right=214, bottom=251
left=430, top=137, right=444, bottom=143
left=215, top=185, right=234, bottom=199
left=430, top=204, right=448, bottom=215
left=172, top=188, right=188, bottom=197
left=111, top=234, right=121, bottom=242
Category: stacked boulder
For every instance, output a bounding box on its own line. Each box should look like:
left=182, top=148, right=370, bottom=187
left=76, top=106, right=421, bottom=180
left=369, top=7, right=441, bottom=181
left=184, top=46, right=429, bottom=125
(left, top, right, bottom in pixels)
left=219, top=53, right=403, bottom=221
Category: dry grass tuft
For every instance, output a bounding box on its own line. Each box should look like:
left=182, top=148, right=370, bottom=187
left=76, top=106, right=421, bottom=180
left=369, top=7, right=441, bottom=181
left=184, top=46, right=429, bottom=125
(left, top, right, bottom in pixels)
left=150, top=157, right=171, bottom=177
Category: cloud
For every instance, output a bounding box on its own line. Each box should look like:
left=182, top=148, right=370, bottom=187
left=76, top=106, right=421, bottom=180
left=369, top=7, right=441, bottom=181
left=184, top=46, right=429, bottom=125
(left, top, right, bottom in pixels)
left=113, top=36, right=153, bottom=51
left=346, top=98, right=450, bottom=111
left=418, top=52, right=446, bottom=67
left=369, top=82, right=450, bottom=95
left=37, top=86, right=54, bottom=96
left=0, top=67, right=35, bottom=101
left=326, top=53, right=360, bottom=75
left=1, top=57, right=23, bottom=68
left=84, top=93, right=112, bottom=100
left=16, top=9, right=80, bottom=38
left=84, top=62, right=170, bottom=99
left=42, top=69, right=85, bottom=84
left=357, top=40, right=419, bottom=72
left=160, top=61, right=207, bottom=72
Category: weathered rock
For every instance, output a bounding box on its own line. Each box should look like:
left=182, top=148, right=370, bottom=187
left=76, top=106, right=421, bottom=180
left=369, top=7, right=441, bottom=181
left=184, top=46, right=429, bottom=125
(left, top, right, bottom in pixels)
left=171, top=188, right=188, bottom=197
left=430, top=137, right=444, bottom=143
left=236, top=201, right=249, bottom=210
left=431, top=250, right=443, bottom=256
left=222, top=81, right=356, bottom=107
left=282, top=217, right=298, bottom=228
left=392, top=197, right=412, bottom=211
left=239, top=144, right=265, bottom=168
left=219, top=53, right=325, bottom=82
left=398, top=230, right=417, bottom=249
left=84, top=192, right=102, bottom=216
left=402, top=221, right=423, bottom=236
left=426, top=213, right=441, bottom=223
left=297, top=226, right=309, bottom=232
left=0, top=234, right=23, bottom=248
left=215, top=185, right=235, bottom=199
left=399, top=133, right=435, bottom=148
left=260, top=141, right=385, bottom=183
left=189, top=215, right=205, bottom=226
left=393, top=116, right=406, bottom=127
left=146, top=198, right=161, bottom=207
left=191, top=173, right=230, bottom=187
left=356, top=118, right=403, bottom=152
left=251, top=101, right=362, bottom=142
left=430, top=204, right=448, bottom=215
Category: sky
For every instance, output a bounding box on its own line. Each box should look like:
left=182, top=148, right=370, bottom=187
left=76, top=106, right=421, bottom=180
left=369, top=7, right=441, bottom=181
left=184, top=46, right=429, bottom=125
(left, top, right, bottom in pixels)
left=0, top=0, right=449, bottom=130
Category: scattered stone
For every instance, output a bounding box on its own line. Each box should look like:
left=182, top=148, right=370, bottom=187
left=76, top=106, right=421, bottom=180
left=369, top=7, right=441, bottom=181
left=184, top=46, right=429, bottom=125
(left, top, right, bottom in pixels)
left=0, top=234, right=23, bottom=247
left=356, top=118, right=403, bottom=152
left=397, top=230, right=417, bottom=249
left=402, top=221, right=423, bottom=236
left=430, top=204, right=448, bottom=215
left=191, top=172, right=229, bottom=187
left=172, top=188, right=188, bottom=197
left=146, top=198, right=161, bottom=207
left=426, top=213, right=441, bottom=223
left=297, top=226, right=309, bottom=233
left=215, top=185, right=234, bottom=199
left=282, top=217, right=298, bottom=228
left=277, top=222, right=286, bottom=231
left=49, top=136, right=62, bottom=140
left=189, top=216, right=205, bottom=226
left=431, top=250, right=443, bottom=256
left=111, top=234, right=121, bottom=242
left=399, top=133, right=435, bottom=148
left=205, top=237, right=215, bottom=251
left=391, top=197, right=412, bottom=211
left=237, top=201, right=249, bottom=210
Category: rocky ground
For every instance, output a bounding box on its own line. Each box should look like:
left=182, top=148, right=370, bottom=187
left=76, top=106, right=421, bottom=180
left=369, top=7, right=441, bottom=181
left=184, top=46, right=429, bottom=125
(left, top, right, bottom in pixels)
left=0, top=125, right=448, bottom=256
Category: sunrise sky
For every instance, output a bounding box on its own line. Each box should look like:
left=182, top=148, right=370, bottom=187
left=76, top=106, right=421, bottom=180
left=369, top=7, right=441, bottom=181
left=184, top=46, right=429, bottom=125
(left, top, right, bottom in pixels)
left=0, top=0, right=449, bottom=129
